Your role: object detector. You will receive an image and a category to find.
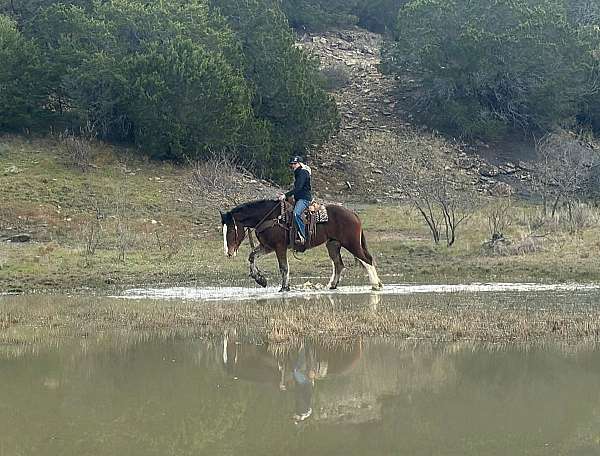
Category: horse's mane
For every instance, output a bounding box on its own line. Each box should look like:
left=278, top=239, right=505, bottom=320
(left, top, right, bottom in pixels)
left=230, top=199, right=278, bottom=215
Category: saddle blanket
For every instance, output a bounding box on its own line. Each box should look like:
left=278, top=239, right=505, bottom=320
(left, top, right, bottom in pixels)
left=306, top=203, right=328, bottom=223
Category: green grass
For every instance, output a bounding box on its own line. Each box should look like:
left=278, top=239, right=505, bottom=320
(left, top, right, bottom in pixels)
left=2, top=134, right=600, bottom=292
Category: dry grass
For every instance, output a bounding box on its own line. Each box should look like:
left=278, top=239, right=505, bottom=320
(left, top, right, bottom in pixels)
left=2, top=136, right=600, bottom=292
left=2, top=292, right=600, bottom=353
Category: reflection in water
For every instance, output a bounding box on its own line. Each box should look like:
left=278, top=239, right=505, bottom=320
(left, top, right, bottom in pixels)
left=222, top=330, right=363, bottom=423
left=2, top=333, right=600, bottom=455
left=1, top=308, right=600, bottom=454
left=291, top=344, right=314, bottom=421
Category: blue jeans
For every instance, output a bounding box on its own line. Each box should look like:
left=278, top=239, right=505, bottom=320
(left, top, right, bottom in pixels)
left=293, top=199, right=310, bottom=239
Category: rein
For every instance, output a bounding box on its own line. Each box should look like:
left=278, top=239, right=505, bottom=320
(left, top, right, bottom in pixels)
left=231, top=201, right=281, bottom=252
left=252, top=202, right=283, bottom=235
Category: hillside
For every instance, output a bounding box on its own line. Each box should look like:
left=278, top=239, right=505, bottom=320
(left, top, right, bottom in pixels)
left=298, top=27, right=537, bottom=201
left=2, top=135, right=600, bottom=292
left=2, top=27, right=600, bottom=293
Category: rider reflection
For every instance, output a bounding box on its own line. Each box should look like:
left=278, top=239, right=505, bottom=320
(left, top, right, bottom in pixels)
left=221, top=331, right=363, bottom=424
left=292, top=343, right=315, bottom=422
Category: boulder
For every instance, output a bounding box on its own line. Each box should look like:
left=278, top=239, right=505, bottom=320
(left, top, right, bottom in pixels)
left=6, top=234, right=32, bottom=243
left=478, top=165, right=500, bottom=178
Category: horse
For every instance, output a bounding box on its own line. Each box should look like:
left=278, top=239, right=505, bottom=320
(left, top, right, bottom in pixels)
left=219, top=199, right=383, bottom=291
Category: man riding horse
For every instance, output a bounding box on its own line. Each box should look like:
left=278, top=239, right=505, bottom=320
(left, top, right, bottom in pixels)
left=278, top=155, right=312, bottom=246
left=220, top=157, right=383, bottom=292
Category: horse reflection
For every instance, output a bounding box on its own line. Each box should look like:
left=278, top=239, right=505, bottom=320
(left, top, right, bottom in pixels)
left=221, top=332, right=362, bottom=421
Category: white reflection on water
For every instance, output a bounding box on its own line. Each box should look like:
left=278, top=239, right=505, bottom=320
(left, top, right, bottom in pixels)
left=115, top=282, right=600, bottom=301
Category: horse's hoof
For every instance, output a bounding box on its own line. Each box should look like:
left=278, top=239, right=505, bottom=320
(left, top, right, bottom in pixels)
left=279, top=286, right=290, bottom=293
left=253, top=276, right=267, bottom=288
left=372, top=282, right=383, bottom=291
left=329, top=285, right=337, bottom=290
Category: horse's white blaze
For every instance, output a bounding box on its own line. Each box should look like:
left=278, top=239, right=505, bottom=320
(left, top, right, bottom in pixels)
left=223, top=224, right=228, bottom=256
left=359, top=259, right=382, bottom=289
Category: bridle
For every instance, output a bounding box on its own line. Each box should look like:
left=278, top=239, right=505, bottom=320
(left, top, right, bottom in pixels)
left=227, top=202, right=282, bottom=254
left=228, top=214, right=242, bottom=255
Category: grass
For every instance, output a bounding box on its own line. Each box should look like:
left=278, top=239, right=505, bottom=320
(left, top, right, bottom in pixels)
left=2, top=135, right=600, bottom=293
left=2, top=292, right=600, bottom=356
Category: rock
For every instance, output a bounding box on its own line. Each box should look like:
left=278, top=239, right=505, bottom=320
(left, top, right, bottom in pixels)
left=517, top=161, right=534, bottom=172
left=478, top=165, right=499, bottom=178
left=4, top=165, right=21, bottom=175
left=456, top=156, right=477, bottom=169
left=6, top=234, right=31, bottom=243
left=499, top=163, right=517, bottom=174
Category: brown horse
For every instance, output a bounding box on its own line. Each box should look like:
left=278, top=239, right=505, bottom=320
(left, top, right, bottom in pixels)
left=220, top=199, right=383, bottom=291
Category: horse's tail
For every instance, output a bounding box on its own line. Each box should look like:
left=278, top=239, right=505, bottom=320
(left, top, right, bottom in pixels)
left=360, top=230, right=374, bottom=265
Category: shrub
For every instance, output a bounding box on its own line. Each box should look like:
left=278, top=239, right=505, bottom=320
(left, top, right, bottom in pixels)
left=4, top=0, right=338, bottom=181
left=0, top=15, right=47, bottom=131
left=382, top=0, right=600, bottom=139
left=280, top=0, right=359, bottom=31
left=212, top=0, right=339, bottom=181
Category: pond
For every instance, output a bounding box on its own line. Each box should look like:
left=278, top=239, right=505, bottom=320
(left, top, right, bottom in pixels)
left=1, top=286, right=600, bottom=455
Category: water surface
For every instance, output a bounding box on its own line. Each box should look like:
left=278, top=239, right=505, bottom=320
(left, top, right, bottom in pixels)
left=1, top=328, right=599, bottom=455
left=2, top=288, right=600, bottom=455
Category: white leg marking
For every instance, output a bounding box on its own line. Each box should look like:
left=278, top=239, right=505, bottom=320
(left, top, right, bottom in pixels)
left=285, top=259, right=290, bottom=287
left=223, top=224, right=228, bottom=256
left=223, top=335, right=228, bottom=364
left=369, top=293, right=381, bottom=311
left=250, top=247, right=267, bottom=275
left=281, top=257, right=290, bottom=288
left=327, top=260, right=336, bottom=288
left=359, top=259, right=382, bottom=289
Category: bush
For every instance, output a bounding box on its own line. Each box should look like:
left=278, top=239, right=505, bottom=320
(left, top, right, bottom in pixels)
left=280, top=0, right=359, bottom=31
left=2, top=0, right=338, bottom=181
left=29, top=1, right=254, bottom=158
left=355, top=0, right=409, bottom=34
left=211, top=0, right=339, bottom=181
left=382, top=0, right=599, bottom=139
left=277, top=0, right=409, bottom=34
left=0, top=15, right=47, bottom=131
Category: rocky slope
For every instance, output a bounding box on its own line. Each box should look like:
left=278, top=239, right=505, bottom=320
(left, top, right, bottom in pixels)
left=296, top=27, right=536, bottom=201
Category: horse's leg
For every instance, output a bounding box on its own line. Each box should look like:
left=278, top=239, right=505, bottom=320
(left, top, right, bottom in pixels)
left=325, top=240, right=345, bottom=289
left=275, top=247, right=290, bottom=292
left=249, top=244, right=271, bottom=288
left=343, top=230, right=383, bottom=291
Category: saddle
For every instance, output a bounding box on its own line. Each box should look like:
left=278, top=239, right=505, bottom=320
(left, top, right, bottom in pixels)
left=279, top=200, right=328, bottom=249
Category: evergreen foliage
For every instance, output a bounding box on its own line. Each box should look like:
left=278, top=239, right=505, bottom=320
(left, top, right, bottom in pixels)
left=211, top=0, right=339, bottom=179
left=279, top=0, right=408, bottom=33
left=280, top=0, right=359, bottom=31
left=382, top=0, right=600, bottom=139
left=0, top=0, right=338, bottom=180
left=355, top=0, right=409, bottom=33
left=0, top=15, right=47, bottom=131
